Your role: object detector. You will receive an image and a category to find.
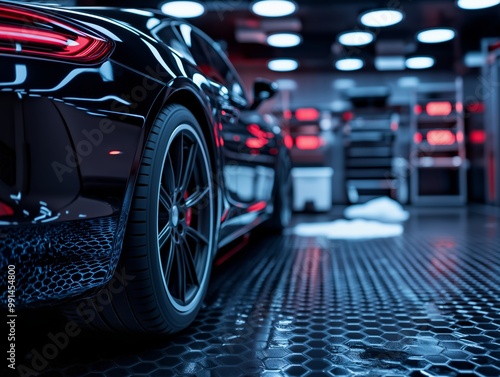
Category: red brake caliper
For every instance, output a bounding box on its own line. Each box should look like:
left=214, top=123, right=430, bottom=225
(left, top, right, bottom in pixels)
left=184, top=191, right=192, bottom=226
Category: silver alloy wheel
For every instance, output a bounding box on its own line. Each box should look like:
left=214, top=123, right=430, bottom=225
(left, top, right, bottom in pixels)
left=157, top=123, right=214, bottom=313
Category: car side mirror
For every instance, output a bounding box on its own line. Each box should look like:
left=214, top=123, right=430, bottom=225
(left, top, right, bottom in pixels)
left=250, top=79, right=278, bottom=110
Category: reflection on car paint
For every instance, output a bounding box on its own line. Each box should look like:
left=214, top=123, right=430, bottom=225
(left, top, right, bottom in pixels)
left=62, top=95, right=131, bottom=105
left=146, top=18, right=161, bottom=30
left=120, top=8, right=155, bottom=17
left=0, top=64, right=26, bottom=86
left=141, top=38, right=177, bottom=78
left=31, top=66, right=104, bottom=92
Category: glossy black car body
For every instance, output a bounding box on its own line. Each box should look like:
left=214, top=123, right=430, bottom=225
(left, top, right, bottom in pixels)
left=0, top=2, right=291, bottom=331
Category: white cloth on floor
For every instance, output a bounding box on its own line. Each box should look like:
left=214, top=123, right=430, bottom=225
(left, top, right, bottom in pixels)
left=293, top=219, right=403, bottom=239
left=344, top=197, right=409, bottom=223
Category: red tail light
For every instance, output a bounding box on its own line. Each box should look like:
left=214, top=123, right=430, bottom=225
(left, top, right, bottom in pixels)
left=0, top=201, right=14, bottom=217
left=295, top=135, right=324, bottom=150
left=0, top=4, right=112, bottom=63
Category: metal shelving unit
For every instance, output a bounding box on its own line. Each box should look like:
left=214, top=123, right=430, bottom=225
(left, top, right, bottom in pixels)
left=343, top=87, right=406, bottom=203
left=409, top=78, right=467, bottom=205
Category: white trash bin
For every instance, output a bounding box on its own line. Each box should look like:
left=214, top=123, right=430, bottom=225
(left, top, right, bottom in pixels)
left=292, top=167, right=334, bottom=212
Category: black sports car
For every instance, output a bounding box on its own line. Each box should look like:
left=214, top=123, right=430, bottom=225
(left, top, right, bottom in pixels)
left=0, top=1, right=292, bottom=333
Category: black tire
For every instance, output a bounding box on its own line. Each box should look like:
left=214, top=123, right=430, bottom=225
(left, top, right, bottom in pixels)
left=67, top=104, right=217, bottom=334
left=263, top=154, right=292, bottom=232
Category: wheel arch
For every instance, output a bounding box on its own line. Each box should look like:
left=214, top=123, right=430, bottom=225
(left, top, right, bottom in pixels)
left=164, top=89, right=219, bottom=168
left=143, top=80, right=220, bottom=172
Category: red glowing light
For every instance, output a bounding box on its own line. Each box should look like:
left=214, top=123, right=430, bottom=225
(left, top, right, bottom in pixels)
left=343, top=111, right=354, bottom=122
left=247, top=201, right=267, bottom=213
left=108, top=150, right=123, bottom=155
left=470, top=130, right=486, bottom=144
left=295, top=135, right=323, bottom=150
left=284, top=109, right=292, bottom=120
left=489, top=153, right=496, bottom=201
left=427, top=130, right=455, bottom=146
left=426, top=102, right=452, bottom=117
left=214, top=234, right=249, bottom=266
left=220, top=209, right=229, bottom=223
left=456, top=131, right=464, bottom=144
left=233, top=135, right=241, bottom=142
left=414, top=105, right=423, bottom=115
left=467, top=102, right=485, bottom=113
left=414, top=132, right=423, bottom=144
left=0, top=4, right=112, bottom=63
left=247, top=123, right=268, bottom=138
left=184, top=191, right=192, bottom=226
left=246, top=138, right=268, bottom=149
left=269, top=147, right=279, bottom=155
left=246, top=124, right=270, bottom=149
left=284, top=134, right=293, bottom=149
left=391, top=122, right=398, bottom=131
left=488, top=40, right=500, bottom=52
left=456, top=102, right=463, bottom=114
left=295, top=108, right=320, bottom=122
left=0, top=201, right=13, bottom=217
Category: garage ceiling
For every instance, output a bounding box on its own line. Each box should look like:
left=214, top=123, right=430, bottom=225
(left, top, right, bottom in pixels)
left=74, top=1, right=500, bottom=72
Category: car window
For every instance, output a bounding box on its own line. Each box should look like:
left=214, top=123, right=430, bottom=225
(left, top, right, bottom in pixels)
left=192, top=32, right=248, bottom=106
left=153, top=21, right=248, bottom=107
left=153, top=24, right=196, bottom=66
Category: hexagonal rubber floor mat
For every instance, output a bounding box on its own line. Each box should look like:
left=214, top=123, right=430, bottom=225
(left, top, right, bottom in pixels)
left=6, top=206, right=500, bottom=376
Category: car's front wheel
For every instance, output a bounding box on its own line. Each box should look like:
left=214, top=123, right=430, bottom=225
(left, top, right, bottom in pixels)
left=69, top=104, right=217, bottom=334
